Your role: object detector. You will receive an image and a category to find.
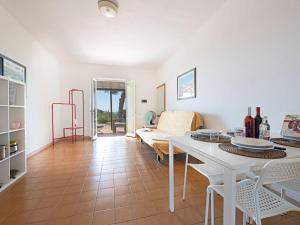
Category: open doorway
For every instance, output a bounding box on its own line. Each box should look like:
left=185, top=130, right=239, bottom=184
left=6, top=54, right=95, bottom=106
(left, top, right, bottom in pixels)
left=91, top=78, right=135, bottom=140
left=97, top=88, right=126, bottom=136
left=96, top=81, right=126, bottom=136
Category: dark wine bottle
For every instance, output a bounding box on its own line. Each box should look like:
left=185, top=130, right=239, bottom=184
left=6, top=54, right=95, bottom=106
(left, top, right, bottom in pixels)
left=254, top=107, right=262, bottom=138
left=244, top=107, right=254, bottom=138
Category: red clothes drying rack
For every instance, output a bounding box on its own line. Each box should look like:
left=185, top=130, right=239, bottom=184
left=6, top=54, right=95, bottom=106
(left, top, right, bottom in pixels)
left=51, top=89, right=84, bottom=145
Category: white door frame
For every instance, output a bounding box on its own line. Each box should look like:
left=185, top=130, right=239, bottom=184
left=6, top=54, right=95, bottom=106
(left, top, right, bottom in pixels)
left=91, top=78, right=98, bottom=140
left=125, top=80, right=136, bottom=137
left=90, top=77, right=135, bottom=139
left=93, top=77, right=127, bottom=82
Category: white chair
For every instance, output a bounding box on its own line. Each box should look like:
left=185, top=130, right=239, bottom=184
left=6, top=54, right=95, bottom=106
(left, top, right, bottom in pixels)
left=206, top=158, right=300, bottom=225
left=278, top=178, right=300, bottom=200
left=182, top=154, right=245, bottom=225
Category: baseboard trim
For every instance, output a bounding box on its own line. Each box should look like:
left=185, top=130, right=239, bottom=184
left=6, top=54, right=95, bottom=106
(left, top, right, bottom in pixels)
left=27, top=136, right=92, bottom=158
left=27, top=142, right=52, bottom=158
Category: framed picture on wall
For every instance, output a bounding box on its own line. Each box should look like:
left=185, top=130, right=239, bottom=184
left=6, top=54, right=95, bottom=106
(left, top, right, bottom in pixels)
left=0, top=54, right=26, bottom=82
left=177, top=68, right=196, bottom=100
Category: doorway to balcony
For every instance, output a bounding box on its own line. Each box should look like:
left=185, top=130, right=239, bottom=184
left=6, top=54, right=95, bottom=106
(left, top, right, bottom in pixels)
left=96, top=82, right=126, bottom=136
left=91, top=79, right=135, bottom=140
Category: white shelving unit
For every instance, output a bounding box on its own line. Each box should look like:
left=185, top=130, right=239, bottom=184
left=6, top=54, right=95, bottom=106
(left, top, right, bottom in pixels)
left=0, top=75, right=26, bottom=192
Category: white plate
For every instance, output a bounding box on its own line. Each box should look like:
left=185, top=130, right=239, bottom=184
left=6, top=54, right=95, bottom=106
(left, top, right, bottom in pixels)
left=283, top=135, right=300, bottom=142
left=231, top=140, right=274, bottom=148
left=231, top=137, right=274, bottom=148
left=196, top=129, right=222, bottom=136
left=236, top=146, right=272, bottom=152
left=232, top=141, right=274, bottom=150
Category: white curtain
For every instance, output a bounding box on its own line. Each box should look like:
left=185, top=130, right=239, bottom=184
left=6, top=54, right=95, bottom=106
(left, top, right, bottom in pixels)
left=125, top=80, right=136, bottom=137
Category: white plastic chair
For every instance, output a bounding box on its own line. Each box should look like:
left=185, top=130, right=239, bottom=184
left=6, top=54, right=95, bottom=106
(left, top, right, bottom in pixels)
left=182, top=154, right=245, bottom=225
left=207, top=158, right=300, bottom=225
left=278, top=178, right=300, bottom=200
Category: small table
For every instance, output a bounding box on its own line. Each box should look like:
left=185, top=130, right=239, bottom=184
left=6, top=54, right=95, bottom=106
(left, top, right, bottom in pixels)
left=169, top=135, right=300, bottom=225
left=113, top=121, right=126, bottom=134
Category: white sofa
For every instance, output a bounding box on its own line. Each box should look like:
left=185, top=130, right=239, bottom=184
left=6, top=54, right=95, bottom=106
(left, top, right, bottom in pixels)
left=136, top=111, right=203, bottom=160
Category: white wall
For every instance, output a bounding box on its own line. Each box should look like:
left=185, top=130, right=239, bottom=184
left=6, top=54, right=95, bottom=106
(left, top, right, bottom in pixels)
left=156, top=0, right=300, bottom=132
left=2, top=0, right=299, bottom=146
left=0, top=5, right=62, bottom=155
left=60, top=62, right=156, bottom=136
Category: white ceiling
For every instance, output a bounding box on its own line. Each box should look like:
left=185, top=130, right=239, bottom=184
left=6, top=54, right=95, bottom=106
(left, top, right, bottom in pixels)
left=0, top=0, right=225, bottom=67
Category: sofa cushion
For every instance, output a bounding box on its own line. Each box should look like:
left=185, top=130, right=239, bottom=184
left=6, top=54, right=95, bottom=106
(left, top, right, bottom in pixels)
left=136, top=128, right=169, bottom=147
left=157, top=111, right=195, bottom=136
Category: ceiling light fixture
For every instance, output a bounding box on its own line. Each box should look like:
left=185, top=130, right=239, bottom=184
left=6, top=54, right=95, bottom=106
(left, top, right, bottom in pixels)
left=98, top=0, right=118, bottom=18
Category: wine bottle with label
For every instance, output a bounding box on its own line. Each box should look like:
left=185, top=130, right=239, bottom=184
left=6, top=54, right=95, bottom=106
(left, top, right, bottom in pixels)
left=244, top=107, right=254, bottom=138
left=254, top=107, right=262, bottom=138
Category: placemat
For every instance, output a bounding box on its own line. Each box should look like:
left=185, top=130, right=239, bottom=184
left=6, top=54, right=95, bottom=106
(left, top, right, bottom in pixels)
left=271, top=138, right=300, bottom=148
left=218, top=143, right=286, bottom=159
left=191, top=134, right=231, bottom=143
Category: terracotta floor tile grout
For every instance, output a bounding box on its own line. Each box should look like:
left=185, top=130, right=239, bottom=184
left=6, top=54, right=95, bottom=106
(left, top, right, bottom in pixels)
left=0, top=137, right=298, bottom=225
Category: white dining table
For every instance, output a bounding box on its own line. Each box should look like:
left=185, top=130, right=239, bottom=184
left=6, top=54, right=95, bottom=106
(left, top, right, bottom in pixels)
left=169, top=135, right=300, bottom=225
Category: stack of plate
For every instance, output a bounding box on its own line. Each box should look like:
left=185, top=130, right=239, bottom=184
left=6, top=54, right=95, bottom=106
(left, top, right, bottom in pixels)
left=196, top=129, right=222, bottom=136
left=231, top=137, right=274, bottom=152
left=282, top=133, right=300, bottom=142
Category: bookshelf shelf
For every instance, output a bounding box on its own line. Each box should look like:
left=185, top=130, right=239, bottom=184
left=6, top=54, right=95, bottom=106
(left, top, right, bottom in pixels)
left=0, top=75, right=26, bottom=192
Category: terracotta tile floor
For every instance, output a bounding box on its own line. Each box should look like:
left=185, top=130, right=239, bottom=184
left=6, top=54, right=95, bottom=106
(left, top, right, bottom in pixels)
left=0, top=137, right=299, bottom=225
